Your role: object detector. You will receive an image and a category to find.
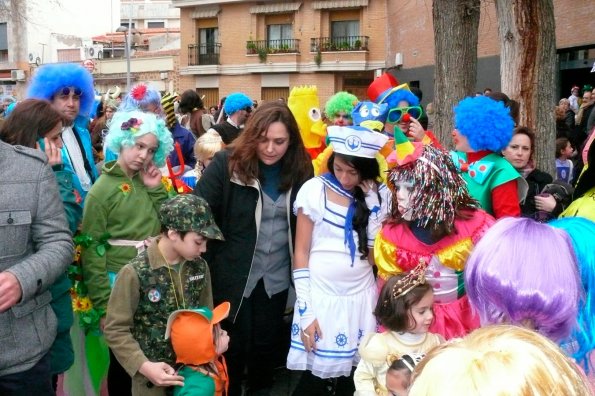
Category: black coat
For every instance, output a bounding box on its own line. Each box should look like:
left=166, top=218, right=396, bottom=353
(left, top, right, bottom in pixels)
left=194, top=149, right=312, bottom=320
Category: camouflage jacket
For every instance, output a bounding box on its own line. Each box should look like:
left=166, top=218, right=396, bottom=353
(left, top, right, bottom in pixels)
left=104, top=240, right=213, bottom=377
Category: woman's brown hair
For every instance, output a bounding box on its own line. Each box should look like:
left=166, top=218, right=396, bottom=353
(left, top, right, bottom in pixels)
left=228, top=101, right=312, bottom=191
left=0, top=99, right=64, bottom=148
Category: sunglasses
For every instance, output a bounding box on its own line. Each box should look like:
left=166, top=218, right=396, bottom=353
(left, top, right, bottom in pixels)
left=57, top=87, right=82, bottom=98
left=387, top=106, right=423, bottom=123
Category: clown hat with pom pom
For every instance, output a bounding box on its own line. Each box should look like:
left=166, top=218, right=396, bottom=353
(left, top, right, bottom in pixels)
left=386, top=126, right=423, bottom=166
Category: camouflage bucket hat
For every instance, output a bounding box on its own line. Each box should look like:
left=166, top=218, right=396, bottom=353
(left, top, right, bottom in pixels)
left=159, top=194, right=224, bottom=240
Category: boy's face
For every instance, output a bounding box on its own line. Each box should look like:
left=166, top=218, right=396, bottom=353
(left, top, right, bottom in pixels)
left=386, top=368, right=411, bottom=396
left=214, top=324, right=230, bottom=355
left=172, top=231, right=208, bottom=261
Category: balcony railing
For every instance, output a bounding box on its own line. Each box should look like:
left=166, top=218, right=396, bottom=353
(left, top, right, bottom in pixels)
left=310, top=36, right=369, bottom=52
left=188, top=43, right=221, bottom=66
left=246, top=39, right=300, bottom=56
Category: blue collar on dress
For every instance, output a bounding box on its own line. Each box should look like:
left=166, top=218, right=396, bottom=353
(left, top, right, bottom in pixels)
left=319, top=172, right=357, bottom=266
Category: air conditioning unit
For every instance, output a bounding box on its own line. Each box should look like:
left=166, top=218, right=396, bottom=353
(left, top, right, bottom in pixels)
left=28, top=52, right=41, bottom=65
left=10, top=70, right=25, bottom=81
left=87, top=44, right=104, bottom=59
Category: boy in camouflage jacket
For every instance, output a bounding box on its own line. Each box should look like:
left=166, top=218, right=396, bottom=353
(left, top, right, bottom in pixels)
left=104, top=194, right=224, bottom=396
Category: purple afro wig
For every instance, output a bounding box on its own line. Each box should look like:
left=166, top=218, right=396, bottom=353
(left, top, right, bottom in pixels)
left=454, top=96, right=514, bottom=152
left=464, top=217, right=581, bottom=342
left=27, top=63, right=95, bottom=117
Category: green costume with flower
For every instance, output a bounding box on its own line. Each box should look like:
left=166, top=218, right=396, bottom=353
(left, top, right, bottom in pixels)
left=81, top=160, right=168, bottom=313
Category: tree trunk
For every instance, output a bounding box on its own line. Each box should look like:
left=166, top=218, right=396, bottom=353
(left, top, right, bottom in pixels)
left=432, top=0, right=481, bottom=148
left=495, top=0, right=557, bottom=175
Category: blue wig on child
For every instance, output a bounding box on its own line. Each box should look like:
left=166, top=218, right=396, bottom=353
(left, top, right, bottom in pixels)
left=454, top=96, right=514, bottom=152
left=27, top=63, right=95, bottom=117
left=550, top=217, right=595, bottom=372
left=381, top=87, right=419, bottom=110
left=223, top=92, right=253, bottom=115
left=106, top=110, right=174, bottom=167
left=119, top=83, right=163, bottom=113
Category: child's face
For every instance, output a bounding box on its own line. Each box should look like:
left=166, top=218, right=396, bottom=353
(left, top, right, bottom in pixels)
left=562, top=142, right=574, bottom=158
left=214, top=324, right=230, bottom=355
left=119, top=133, right=158, bottom=175
left=386, top=368, right=411, bottom=396
left=408, top=290, right=434, bottom=334
left=172, top=231, right=208, bottom=261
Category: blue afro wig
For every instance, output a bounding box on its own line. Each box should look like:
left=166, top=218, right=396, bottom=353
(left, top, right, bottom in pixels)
left=381, top=87, right=419, bottom=110
left=454, top=96, right=514, bottom=152
left=106, top=110, right=174, bottom=167
left=550, top=217, right=595, bottom=372
left=27, top=63, right=95, bottom=117
left=119, top=83, right=162, bottom=113
left=223, top=92, right=253, bottom=115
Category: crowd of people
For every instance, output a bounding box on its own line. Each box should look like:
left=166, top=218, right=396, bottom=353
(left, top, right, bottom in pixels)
left=0, top=60, right=594, bottom=396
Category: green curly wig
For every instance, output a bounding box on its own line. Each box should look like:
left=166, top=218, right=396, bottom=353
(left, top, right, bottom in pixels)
left=324, top=91, right=358, bottom=119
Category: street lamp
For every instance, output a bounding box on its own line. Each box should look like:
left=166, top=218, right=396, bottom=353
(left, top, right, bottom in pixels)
left=116, top=26, right=131, bottom=91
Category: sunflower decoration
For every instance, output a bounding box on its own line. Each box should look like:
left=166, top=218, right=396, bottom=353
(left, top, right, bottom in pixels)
left=119, top=182, right=132, bottom=196
left=68, top=233, right=105, bottom=335
left=72, top=296, right=92, bottom=313
left=161, top=175, right=177, bottom=197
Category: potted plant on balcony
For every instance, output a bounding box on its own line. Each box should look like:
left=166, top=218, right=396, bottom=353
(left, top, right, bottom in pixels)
left=354, top=39, right=362, bottom=50
left=257, top=46, right=268, bottom=63
left=246, top=41, right=257, bottom=55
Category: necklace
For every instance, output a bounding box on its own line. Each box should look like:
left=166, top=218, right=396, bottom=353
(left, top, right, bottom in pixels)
left=158, top=245, right=186, bottom=310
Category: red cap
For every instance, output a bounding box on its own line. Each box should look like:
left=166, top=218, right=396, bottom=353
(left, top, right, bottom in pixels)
left=367, top=73, right=399, bottom=103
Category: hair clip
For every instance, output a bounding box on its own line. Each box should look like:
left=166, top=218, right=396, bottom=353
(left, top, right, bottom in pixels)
left=391, top=258, right=428, bottom=299
left=121, top=117, right=142, bottom=134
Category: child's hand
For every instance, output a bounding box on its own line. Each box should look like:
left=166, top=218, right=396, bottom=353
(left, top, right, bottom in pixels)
left=139, top=361, right=184, bottom=387
left=534, top=194, right=557, bottom=213
left=141, top=163, right=162, bottom=188
left=301, top=319, right=323, bottom=353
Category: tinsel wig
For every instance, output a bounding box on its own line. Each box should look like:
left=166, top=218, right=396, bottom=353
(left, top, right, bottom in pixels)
left=27, top=63, right=95, bottom=117
left=387, top=144, right=478, bottom=234
left=106, top=110, right=174, bottom=167
left=119, top=83, right=162, bottom=114
left=223, top=92, right=253, bottom=115
left=454, top=96, right=514, bottom=152
left=550, top=217, right=595, bottom=371
left=464, top=217, right=581, bottom=342
left=324, top=91, right=358, bottom=119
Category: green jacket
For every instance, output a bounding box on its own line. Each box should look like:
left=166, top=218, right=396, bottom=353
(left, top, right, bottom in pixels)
left=81, top=161, right=168, bottom=311
left=50, top=167, right=82, bottom=374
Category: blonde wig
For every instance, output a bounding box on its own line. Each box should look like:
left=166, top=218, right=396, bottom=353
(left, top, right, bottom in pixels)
left=409, top=325, right=593, bottom=396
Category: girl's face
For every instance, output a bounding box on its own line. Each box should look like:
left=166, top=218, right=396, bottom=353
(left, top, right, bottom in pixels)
left=333, top=155, right=361, bottom=192
left=257, top=121, right=290, bottom=165
left=214, top=324, right=230, bottom=355
left=44, top=121, right=64, bottom=149
left=408, top=290, right=434, bottom=334
left=386, top=368, right=411, bottom=396
left=502, top=133, right=531, bottom=170
left=394, top=180, right=415, bottom=220
left=105, top=107, right=115, bottom=121
left=118, top=133, right=158, bottom=176
left=562, top=142, right=574, bottom=158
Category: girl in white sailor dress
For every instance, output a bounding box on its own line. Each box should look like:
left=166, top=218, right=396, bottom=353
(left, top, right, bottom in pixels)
left=287, top=126, right=389, bottom=395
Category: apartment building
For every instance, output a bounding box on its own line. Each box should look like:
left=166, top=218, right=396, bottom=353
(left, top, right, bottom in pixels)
left=121, top=0, right=181, bottom=29
left=386, top=0, right=595, bottom=103
left=174, top=0, right=388, bottom=108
